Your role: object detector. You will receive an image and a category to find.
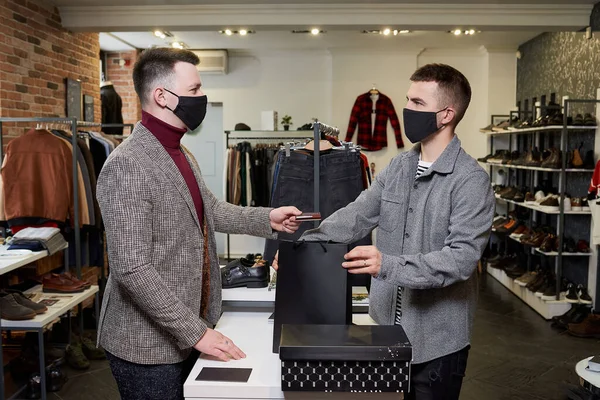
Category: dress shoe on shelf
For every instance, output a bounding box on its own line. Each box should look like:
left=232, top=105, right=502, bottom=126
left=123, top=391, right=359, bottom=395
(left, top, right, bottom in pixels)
left=541, top=148, right=562, bottom=169
left=581, top=198, right=590, bottom=211
left=539, top=234, right=557, bottom=253
left=42, top=273, right=86, bottom=293
left=577, top=240, right=591, bottom=253
left=536, top=276, right=554, bottom=298
left=0, top=293, right=37, bottom=320
left=222, top=259, right=270, bottom=289
left=573, top=114, right=585, bottom=126
left=539, top=196, right=560, bottom=211
left=571, top=197, right=582, bottom=211
left=566, top=283, right=580, bottom=303
left=1, top=290, right=47, bottom=314
left=553, top=305, right=590, bottom=330
left=563, top=237, right=577, bottom=253
left=584, top=113, right=597, bottom=126
left=571, top=144, right=584, bottom=168
left=80, top=336, right=106, bottom=360
left=568, top=313, right=600, bottom=338
left=514, top=271, right=537, bottom=287
left=63, top=272, right=91, bottom=289
left=577, top=284, right=593, bottom=305
left=65, top=343, right=90, bottom=370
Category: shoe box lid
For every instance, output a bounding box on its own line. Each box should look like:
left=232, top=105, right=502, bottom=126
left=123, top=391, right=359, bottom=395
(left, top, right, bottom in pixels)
left=279, top=324, right=412, bottom=362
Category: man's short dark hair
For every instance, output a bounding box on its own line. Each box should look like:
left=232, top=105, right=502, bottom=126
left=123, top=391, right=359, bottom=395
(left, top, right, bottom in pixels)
left=133, top=47, right=200, bottom=106
left=410, top=63, right=472, bottom=125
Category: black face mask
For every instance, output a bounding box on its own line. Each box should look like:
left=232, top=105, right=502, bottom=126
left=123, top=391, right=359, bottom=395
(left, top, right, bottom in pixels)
left=164, top=88, right=207, bottom=131
left=403, top=107, right=448, bottom=143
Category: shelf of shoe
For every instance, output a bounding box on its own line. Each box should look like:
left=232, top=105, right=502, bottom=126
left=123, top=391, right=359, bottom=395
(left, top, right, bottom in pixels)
left=484, top=162, right=594, bottom=173
left=487, top=266, right=571, bottom=319
left=495, top=197, right=591, bottom=215
left=1, top=284, right=98, bottom=329
left=0, top=242, right=68, bottom=277
left=534, top=248, right=592, bottom=257
left=484, top=125, right=598, bottom=136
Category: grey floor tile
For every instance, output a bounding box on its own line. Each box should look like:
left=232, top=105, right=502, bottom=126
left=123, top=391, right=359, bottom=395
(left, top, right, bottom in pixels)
left=54, top=373, right=120, bottom=400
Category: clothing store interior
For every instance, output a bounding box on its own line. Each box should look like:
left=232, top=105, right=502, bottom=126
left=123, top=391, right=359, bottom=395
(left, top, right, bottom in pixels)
left=4, top=0, right=600, bottom=399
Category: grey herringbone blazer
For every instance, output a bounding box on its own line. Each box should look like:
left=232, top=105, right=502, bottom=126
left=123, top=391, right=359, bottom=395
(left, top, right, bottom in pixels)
left=96, top=123, right=274, bottom=364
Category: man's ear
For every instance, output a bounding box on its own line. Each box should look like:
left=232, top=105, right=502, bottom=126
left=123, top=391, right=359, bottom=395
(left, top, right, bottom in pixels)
left=440, top=107, right=456, bottom=126
left=153, top=87, right=168, bottom=108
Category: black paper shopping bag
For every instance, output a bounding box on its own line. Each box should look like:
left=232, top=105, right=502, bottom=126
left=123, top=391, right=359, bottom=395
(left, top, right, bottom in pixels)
left=273, top=240, right=351, bottom=353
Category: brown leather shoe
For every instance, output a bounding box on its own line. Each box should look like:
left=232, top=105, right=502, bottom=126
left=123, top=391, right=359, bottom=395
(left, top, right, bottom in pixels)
left=541, top=148, right=562, bottom=169
left=568, top=314, right=600, bottom=338
left=63, top=272, right=91, bottom=289
left=42, top=274, right=86, bottom=293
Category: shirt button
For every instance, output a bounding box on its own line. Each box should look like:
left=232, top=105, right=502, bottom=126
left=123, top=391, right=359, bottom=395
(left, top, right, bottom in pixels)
left=405, top=233, right=410, bottom=238
left=409, top=208, right=414, bottom=213
left=413, top=184, right=418, bottom=189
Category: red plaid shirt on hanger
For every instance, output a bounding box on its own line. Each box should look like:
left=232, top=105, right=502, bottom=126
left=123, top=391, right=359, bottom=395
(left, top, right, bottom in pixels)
left=345, top=92, right=404, bottom=151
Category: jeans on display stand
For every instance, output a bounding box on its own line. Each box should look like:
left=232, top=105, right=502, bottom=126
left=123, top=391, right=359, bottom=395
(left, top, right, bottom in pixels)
left=264, top=149, right=372, bottom=289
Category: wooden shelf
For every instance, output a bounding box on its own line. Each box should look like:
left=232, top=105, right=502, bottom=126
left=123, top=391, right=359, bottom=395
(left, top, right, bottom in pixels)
left=0, top=243, right=68, bottom=276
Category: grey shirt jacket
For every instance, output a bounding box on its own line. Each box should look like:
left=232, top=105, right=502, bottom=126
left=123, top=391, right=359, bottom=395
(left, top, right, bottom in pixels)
left=302, top=135, right=495, bottom=364
left=96, top=123, right=275, bottom=365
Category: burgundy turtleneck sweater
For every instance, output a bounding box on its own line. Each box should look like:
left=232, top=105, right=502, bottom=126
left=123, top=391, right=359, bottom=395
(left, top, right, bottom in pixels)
left=142, top=111, right=204, bottom=225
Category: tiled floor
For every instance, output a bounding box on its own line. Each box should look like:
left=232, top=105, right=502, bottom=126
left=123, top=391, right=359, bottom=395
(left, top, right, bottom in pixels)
left=4, top=272, right=600, bottom=399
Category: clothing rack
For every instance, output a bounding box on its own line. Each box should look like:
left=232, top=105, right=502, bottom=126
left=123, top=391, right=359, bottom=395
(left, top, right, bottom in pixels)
left=0, top=118, right=82, bottom=278
left=100, top=123, right=134, bottom=136
left=224, top=130, right=314, bottom=260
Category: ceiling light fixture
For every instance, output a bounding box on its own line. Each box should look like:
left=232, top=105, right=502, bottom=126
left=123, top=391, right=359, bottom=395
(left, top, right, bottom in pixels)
left=468, top=29, right=476, bottom=35
left=239, top=29, right=248, bottom=36
left=399, top=30, right=410, bottom=34
left=453, top=29, right=462, bottom=36
left=225, top=29, right=233, bottom=36
left=450, top=29, right=479, bottom=36
left=171, top=42, right=184, bottom=49
left=311, top=28, right=321, bottom=35
left=382, top=28, right=391, bottom=36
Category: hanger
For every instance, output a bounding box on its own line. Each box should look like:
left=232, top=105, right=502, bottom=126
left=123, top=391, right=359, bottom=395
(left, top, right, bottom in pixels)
left=369, top=84, right=379, bottom=95
left=304, top=139, right=333, bottom=152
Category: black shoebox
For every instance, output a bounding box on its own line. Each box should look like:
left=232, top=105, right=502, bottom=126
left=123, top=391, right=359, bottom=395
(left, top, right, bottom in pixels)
left=279, top=324, right=412, bottom=393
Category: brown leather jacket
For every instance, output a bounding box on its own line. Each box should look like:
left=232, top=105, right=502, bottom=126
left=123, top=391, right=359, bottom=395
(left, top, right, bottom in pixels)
left=2, top=129, right=75, bottom=224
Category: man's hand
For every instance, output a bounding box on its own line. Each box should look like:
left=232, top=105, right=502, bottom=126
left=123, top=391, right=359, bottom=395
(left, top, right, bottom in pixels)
left=193, top=328, right=246, bottom=362
left=342, top=245, right=382, bottom=276
left=270, top=207, right=302, bottom=234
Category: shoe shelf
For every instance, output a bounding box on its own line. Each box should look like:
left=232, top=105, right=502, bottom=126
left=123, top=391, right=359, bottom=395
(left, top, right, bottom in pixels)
left=1, top=285, right=99, bottom=329
left=484, top=162, right=593, bottom=173
left=534, top=248, right=592, bottom=257
left=487, top=266, right=571, bottom=319
left=0, top=243, right=68, bottom=277
left=496, top=197, right=591, bottom=215
left=507, top=235, right=590, bottom=256
left=485, top=125, right=597, bottom=136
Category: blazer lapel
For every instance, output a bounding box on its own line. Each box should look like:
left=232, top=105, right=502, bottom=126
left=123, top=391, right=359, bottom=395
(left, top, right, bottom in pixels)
left=135, top=125, right=202, bottom=231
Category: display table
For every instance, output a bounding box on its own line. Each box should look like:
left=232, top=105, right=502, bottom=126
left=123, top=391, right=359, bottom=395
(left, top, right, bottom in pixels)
left=184, top=312, right=403, bottom=400
left=0, top=243, right=68, bottom=276
left=576, top=357, right=600, bottom=394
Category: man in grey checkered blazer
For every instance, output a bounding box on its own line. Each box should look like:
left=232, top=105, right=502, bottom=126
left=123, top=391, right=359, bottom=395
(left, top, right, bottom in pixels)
left=96, top=48, right=301, bottom=400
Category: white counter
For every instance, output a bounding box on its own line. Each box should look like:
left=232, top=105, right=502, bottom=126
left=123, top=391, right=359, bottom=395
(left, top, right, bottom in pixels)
left=184, top=312, right=402, bottom=400
left=576, top=357, right=600, bottom=389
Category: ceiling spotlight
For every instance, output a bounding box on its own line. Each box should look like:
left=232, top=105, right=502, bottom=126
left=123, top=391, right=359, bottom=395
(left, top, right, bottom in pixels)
left=399, top=30, right=410, bottom=34
left=154, top=30, right=162, bottom=37
left=171, top=42, right=183, bottom=49
left=311, top=28, right=320, bottom=35
left=383, top=28, right=391, bottom=36
left=393, top=30, right=399, bottom=36
left=239, top=29, right=248, bottom=36
left=453, top=29, right=462, bottom=36
left=468, top=29, right=476, bottom=35
left=225, top=29, right=233, bottom=36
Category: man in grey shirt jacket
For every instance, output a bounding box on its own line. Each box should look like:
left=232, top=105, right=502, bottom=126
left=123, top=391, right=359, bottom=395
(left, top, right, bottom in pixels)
left=275, top=63, right=495, bottom=400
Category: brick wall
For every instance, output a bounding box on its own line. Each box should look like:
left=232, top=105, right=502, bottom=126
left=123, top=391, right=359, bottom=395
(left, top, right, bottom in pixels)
left=0, top=0, right=100, bottom=139
left=106, top=50, right=141, bottom=126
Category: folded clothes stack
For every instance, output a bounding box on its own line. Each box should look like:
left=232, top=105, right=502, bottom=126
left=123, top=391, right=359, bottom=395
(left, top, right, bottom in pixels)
left=9, top=227, right=67, bottom=255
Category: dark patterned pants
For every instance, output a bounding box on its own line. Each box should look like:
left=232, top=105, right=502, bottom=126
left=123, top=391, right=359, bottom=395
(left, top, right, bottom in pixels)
left=106, top=350, right=199, bottom=400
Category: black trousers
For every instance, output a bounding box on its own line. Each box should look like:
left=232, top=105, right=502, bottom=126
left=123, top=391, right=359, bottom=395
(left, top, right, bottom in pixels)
left=406, top=346, right=470, bottom=400
left=106, top=350, right=199, bottom=400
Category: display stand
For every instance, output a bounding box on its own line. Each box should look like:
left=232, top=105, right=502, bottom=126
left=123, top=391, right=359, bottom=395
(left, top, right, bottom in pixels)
left=575, top=357, right=600, bottom=395
left=484, top=99, right=599, bottom=317
left=0, top=117, right=90, bottom=400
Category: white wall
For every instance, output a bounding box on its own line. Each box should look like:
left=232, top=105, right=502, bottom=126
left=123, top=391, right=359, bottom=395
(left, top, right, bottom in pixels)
left=201, top=48, right=517, bottom=257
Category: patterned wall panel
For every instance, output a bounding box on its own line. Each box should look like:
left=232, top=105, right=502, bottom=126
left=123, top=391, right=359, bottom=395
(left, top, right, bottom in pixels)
left=517, top=32, right=600, bottom=116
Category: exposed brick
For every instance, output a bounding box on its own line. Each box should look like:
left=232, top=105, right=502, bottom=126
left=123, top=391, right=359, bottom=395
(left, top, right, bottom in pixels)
left=27, top=35, right=40, bottom=45
left=33, top=46, right=46, bottom=56
left=68, top=57, right=78, bottom=66
left=15, top=84, right=27, bottom=93
left=13, top=48, right=27, bottom=58
left=34, top=63, right=46, bottom=72
left=45, top=18, right=61, bottom=31
left=28, top=70, right=41, bottom=78
left=25, top=1, right=40, bottom=13
left=47, top=81, right=58, bottom=90
left=13, top=30, right=26, bottom=42
left=16, top=102, right=30, bottom=110
left=6, top=55, right=19, bottom=65
left=13, top=13, right=26, bottom=23
left=51, top=44, right=63, bottom=54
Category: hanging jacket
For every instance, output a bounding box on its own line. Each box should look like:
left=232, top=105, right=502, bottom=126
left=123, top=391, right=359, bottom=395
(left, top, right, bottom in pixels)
left=345, top=92, right=404, bottom=151
left=101, top=84, right=124, bottom=135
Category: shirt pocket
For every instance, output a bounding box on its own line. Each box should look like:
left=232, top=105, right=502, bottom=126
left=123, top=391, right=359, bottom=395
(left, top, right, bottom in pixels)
left=379, top=192, right=403, bottom=232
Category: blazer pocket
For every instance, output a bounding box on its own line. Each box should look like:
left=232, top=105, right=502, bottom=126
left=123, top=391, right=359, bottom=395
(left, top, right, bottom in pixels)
left=379, top=193, right=403, bottom=232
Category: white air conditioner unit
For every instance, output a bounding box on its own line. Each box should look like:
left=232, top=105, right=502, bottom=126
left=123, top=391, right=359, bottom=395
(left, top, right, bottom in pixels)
left=192, top=50, right=228, bottom=74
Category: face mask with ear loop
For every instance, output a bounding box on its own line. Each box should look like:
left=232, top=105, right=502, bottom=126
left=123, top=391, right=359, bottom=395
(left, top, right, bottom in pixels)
left=402, top=107, right=449, bottom=143
left=163, top=88, right=208, bottom=131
